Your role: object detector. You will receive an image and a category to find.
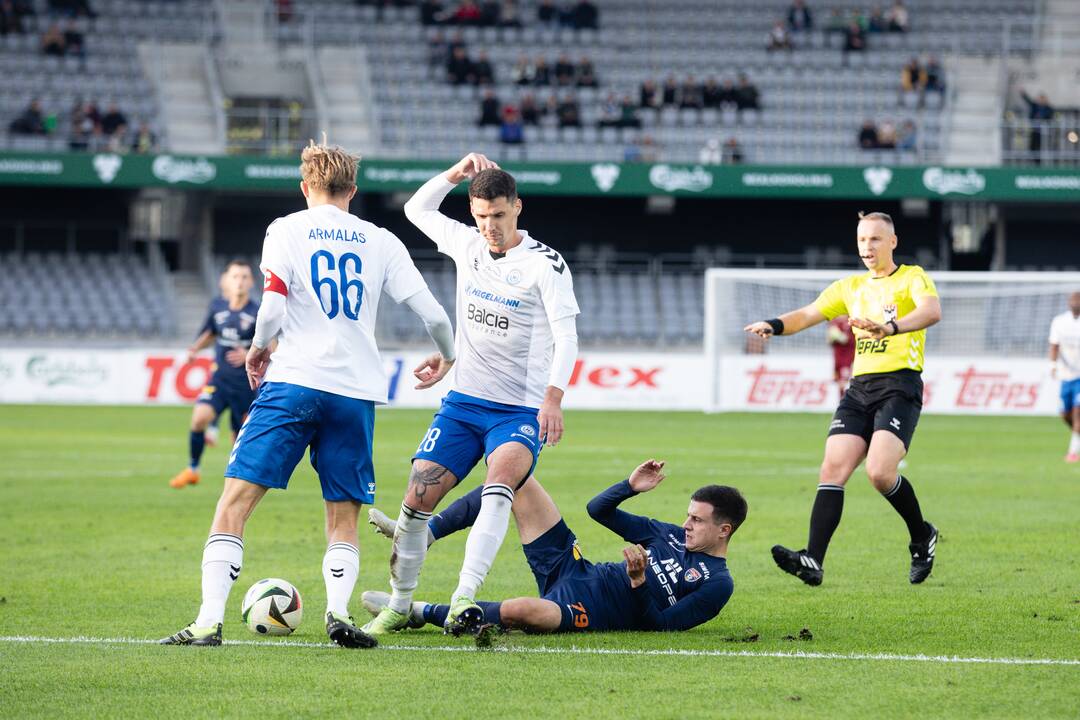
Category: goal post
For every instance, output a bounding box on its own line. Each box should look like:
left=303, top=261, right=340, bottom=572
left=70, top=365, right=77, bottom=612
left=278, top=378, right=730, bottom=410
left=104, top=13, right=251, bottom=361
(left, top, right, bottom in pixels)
left=704, top=269, right=1080, bottom=415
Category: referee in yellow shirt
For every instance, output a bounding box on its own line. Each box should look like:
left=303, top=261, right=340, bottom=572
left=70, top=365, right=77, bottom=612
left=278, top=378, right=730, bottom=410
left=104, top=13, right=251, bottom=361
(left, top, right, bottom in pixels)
left=745, top=212, right=942, bottom=586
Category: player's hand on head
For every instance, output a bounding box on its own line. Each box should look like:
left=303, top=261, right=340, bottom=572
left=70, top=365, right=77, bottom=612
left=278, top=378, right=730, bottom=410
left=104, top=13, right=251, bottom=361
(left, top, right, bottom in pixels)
left=622, top=544, right=648, bottom=587
left=448, top=152, right=500, bottom=183
left=628, top=459, right=666, bottom=493
left=225, top=347, right=247, bottom=368
left=744, top=321, right=774, bottom=339
left=245, top=345, right=272, bottom=390
left=414, top=353, right=454, bottom=390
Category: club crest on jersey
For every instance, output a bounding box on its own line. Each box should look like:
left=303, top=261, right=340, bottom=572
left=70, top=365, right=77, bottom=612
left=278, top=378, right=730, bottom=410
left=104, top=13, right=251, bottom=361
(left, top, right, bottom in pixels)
left=518, top=424, right=536, bottom=437
left=883, top=303, right=898, bottom=322
left=506, top=269, right=522, bottom=285
left=239, top=314, right=254, bottom=331
left=684, top=568, right=703, bottom=583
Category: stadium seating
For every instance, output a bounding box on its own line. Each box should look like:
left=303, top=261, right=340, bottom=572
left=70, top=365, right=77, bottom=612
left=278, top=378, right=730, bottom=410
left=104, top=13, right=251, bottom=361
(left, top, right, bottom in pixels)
left=0, top=251, right=175, bottom=337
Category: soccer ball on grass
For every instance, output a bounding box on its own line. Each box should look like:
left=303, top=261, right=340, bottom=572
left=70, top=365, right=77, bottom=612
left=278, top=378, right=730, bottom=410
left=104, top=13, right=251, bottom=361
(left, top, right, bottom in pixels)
left=241, top=578, right=303, bottom=636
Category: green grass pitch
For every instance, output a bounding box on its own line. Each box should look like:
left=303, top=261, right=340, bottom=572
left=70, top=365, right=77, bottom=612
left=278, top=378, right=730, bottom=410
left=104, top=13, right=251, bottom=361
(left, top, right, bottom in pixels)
left=2, top=405, right=1079, bottom=718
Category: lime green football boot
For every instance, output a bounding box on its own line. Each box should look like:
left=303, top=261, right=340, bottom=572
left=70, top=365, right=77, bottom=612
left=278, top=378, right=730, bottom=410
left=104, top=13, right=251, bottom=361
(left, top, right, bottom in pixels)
left=360, top=607, right=411, bottom=636
left=444, top=595, right=484, bottom=637
left=159, top=621, right=222, bottom=646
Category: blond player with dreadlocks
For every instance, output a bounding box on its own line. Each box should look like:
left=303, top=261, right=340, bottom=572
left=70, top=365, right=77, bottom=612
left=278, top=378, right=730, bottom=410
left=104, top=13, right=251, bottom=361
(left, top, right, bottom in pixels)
left=161, top=138, right=456, bottom=649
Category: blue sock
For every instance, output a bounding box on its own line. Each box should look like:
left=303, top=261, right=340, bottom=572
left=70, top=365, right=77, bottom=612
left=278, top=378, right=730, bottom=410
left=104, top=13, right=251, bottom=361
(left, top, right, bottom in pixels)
left=422, top=601, right=503, bottom=628
left=428, top=484, right=485, bottom=540
left=189, top=430, right=206, bottom=470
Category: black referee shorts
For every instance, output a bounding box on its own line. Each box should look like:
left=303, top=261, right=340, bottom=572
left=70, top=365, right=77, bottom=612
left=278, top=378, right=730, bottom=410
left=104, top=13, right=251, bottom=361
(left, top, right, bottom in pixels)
left=827, top=369, right=923, bottom=449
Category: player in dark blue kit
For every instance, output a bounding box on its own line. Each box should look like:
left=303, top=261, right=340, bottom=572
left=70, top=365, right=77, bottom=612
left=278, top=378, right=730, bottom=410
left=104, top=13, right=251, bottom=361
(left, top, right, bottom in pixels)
left=363, top=459, right=746, bottom=635
left=169, top=260, right=259, bottom=489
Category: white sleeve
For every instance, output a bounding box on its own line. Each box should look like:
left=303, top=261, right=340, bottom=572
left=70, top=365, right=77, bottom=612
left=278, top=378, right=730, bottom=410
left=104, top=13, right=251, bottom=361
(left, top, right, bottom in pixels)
left=403, top=174, right=474, bottom=259
left=1049, top=317, right=1060, bottom=345
left=252, top=290, right=286, bottom=349
left=548, top=314, right=578, bottom=392
left=537, top=260, right=581, bottom=325
left=382, top=232, right=430, bottom=303
left=404, top=287, right=456, bottom=361
left=259, top=218, right=291, bottom=287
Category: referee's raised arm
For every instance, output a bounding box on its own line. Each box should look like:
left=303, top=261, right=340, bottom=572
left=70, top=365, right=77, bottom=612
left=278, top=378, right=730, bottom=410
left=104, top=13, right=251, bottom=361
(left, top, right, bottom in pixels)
left=745, top=303, right=827, bottom=339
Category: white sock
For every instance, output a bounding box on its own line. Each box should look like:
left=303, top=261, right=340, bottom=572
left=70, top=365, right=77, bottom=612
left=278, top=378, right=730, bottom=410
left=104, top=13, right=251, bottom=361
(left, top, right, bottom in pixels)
left=195, top=533, right=243, bottom=627
left=1069, top=432, right=1080, bottom=455
left=453, top=483, right=514, bottom=601
left=322, top=542, right=359, bottom=617
left=388, top=504, right=432, bottom=614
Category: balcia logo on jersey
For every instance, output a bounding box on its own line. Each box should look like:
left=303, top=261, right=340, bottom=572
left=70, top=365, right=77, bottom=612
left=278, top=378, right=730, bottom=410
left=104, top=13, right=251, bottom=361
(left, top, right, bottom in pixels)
left=467, top=303, right=510, bottom=334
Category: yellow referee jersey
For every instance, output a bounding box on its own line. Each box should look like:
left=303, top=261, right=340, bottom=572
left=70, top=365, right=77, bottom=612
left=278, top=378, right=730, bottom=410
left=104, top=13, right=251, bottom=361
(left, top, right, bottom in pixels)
left=813, top=265, right=938, bottom=375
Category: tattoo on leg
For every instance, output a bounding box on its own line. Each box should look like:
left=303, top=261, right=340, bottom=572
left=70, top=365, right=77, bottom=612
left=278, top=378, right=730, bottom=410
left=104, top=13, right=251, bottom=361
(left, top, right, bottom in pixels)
left=409, top=464, right=449, bottom=503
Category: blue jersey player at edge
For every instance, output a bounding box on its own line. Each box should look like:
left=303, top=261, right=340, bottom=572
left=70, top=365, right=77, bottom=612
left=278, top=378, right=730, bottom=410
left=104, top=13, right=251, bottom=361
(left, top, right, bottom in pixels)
left=363, top=460, right=747, bottom=636
left=169, top=260, right=259, bottom=490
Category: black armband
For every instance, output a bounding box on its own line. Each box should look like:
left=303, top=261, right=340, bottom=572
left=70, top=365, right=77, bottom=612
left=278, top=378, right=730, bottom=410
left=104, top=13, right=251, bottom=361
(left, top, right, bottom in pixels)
left=887, top=320, right=900, bottom=336
left=766, top=318, right=785, bottom=336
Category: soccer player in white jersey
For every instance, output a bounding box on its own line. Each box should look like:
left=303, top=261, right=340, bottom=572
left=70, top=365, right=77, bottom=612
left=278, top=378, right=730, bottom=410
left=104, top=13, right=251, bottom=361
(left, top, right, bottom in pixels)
left=161, top=140, right=455, bottom=648
left=362, top=152, right=580, bottom=636
left=1049, top=292, right=1080, bottom=462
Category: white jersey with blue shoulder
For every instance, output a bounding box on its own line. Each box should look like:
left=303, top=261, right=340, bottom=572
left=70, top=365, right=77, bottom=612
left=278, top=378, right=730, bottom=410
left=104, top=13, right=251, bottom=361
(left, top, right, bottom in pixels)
left=259, top=204, right=429, bottom=403
left=1049, top=310, right=1080, bottom=383
left=405, top=176, right=580, bottom=409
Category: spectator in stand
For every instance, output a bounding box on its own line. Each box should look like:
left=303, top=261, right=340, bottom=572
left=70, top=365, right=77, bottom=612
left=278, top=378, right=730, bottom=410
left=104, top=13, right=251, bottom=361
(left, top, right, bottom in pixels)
left=420, top=0, right=444, bottom=26
left=427, top=31, right=448, bottom=78
left=499, top=105, right=524, bottom=144
left=477, top=88, right=501, bottom=126
left=498, top=1, right=521, bottom=27
left=9, top=99, right=48, bottom=135
left=450, top=0, right=482, bottom=25
left=900, top=56, right=926, bottom=104
left=639, top=79, right=660, bottom=109
left=722, top=136, right=744, bottom=164
left=576, top=56, right=597, bottom=88
left=62, top=18, right=84, bottom=60
left=877, top=119, right=897, bottom=149
left=472, top=50, right=494, bottom=85
left=533, top=55, right=551, bottom=86
left=554, top=53, right=576, bottom=86
left=446, top=45, right=473, bottom=85
left=699, top=137, right=722, bottom=164
left=1020, top=88, right=1054, bottom=161
left=702, top=76, right=723, bottom=108
left=101, top=102, right=127, bottom=138
left=520, top=92, right=541, bottom=125
left=680, top=76, right=704, bottom=110
left=479, top=0, right=500, bottom=26
left=788, top=0, right=812, bottom=32
left=570, top=0, right=598, bottom=30
left=41, top=22, right=66, bottom=56
left=886, top=0, right=909, bottom=32
left=618, top=95, right=641, bottom=129
left=858, top=119, right=879, bottom=149
left=107, top=122, right=128, bottom=152
left=735, top=74, right=760, bottom=111
left=597, top=92, right=620, bottom=128
left=556, top=93, right=581, bottom=127
left=447, top=29, right=466, bottom=53
left=897, top=120, right=917, bottom=152
left=767, top=20, right=793, bottom=52
left=511, top=53, right=534, bottom=85
left=1, top=0, right=28, bottom=35
left=662, top=75, right=679, bottom=106
left=843, top=21, right=866, bottom=55
left=131, top=121, right=157, bottom=154
left=925, top=55, right=945, bottom=94
left=867, top=6, right=887, bottom=32
left=537, top=0, right=557, bottom=26
left=825, top=7, right=847, bottom=38
left=719, top=78, right=738, bottom=109
left=542, top=93, right=558, bottom=122
left=69, top=99, right=100, bottom=149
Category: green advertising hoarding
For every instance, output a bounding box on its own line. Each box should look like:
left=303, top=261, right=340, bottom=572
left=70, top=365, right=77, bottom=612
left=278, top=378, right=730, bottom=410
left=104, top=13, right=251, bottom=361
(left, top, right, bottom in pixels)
left=0, top=152, right=1078, bottom=201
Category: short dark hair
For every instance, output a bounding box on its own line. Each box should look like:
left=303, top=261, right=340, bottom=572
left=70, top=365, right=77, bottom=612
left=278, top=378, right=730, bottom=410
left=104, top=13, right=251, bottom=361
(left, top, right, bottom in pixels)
left=469, top=168, right=517, bottom=202
left=225, top=258, right=252, bottom=272
left=691, top=485, right=748, bottom=534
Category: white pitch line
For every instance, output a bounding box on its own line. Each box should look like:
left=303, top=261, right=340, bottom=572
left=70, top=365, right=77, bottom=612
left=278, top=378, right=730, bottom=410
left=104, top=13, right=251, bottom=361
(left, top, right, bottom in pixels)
left=1, top=635, right=1078, bottom=667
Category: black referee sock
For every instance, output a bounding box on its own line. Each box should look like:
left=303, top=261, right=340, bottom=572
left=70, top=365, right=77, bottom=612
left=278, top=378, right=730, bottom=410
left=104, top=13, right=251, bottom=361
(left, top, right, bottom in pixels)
left=883, top=475, right=930, bottom=543
left=806, top=484, right=845, bottom=565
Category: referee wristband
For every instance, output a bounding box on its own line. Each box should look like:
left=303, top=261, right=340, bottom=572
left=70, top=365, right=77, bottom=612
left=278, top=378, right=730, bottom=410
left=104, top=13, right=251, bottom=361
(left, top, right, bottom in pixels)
left=887, top=320, right=900, bottom=336
left=766, top=318, right=784, bottom=336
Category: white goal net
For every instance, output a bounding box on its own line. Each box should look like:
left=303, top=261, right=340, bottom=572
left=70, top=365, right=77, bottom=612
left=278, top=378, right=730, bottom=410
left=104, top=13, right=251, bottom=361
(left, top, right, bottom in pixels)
left=704, top=269, right=1080, bottom=415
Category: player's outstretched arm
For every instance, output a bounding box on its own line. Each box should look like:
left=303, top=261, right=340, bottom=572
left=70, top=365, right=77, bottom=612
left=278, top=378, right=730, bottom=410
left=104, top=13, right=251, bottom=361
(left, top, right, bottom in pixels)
left=403, top=288, right=457, bottom=390
left=403, top=152, right=499, bottom=253
left=744, top=303, right=826, bottom=340
left=586, top=460, right=669, bottom=543
left=850, top=295, right=942, bottom=340
left=186, top=329, right=215, bottom=363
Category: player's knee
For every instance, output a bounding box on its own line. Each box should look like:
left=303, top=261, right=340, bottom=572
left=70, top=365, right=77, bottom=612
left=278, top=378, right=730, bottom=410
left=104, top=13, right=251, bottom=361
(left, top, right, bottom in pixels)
left=865, top=462, right=898, bottom=492
left=819, top=459, right=851, bottom=485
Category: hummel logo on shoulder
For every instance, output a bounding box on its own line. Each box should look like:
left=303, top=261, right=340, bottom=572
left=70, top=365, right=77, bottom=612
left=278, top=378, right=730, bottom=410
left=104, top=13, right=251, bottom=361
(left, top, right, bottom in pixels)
left=527, top=241, right=567, bottom=274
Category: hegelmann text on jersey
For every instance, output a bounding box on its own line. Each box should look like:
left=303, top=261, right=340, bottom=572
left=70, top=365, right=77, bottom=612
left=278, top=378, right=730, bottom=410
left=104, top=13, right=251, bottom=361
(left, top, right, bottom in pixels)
left=465, top=283, right=521, bottom=309
left=308, top=227, right=367, bottom=243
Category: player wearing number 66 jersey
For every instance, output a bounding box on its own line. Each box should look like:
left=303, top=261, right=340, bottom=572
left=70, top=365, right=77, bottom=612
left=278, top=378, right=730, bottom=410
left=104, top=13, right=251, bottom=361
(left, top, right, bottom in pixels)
left=363, top=152, right=581, bottom=637
left=161, top=139, right=456, bottom=649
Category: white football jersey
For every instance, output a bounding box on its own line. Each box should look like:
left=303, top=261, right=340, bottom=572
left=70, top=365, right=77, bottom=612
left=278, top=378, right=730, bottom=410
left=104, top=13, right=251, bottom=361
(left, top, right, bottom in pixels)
left=259, top=204, right=429, bottom=403
left=408, top=177, right=579, bottom=408
left=1049, top=311, right=1080, bottom=382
